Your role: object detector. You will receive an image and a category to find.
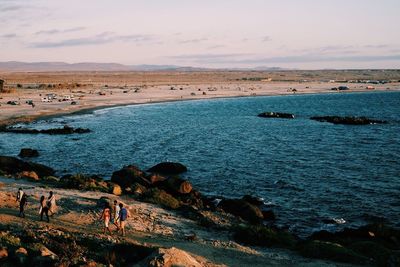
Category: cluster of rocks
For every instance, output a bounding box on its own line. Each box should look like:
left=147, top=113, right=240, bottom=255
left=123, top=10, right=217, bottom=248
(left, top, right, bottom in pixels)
left=2, top=154, right=400, bottom=265
left=0, top=125, right=91, bottom=135
left=0, top=224, right=205, bottom=267
left=258, top=112, right=388, bottom=125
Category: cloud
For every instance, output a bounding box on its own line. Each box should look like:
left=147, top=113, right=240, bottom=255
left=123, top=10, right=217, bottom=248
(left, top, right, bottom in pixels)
left=1, top=33, right=17, bottom=38
left=170, top=53, right=400, bottom=64
left=35, top=27, right=86, bottom=35
left=30, top=32, right=155, bottom=48
left=0, top=4, right=23, bottom=12
left=207, top=45, right=226, bottom=50
left=262, top=36, right=271, bottom=42
left=179, top=38, right=208, bottom=44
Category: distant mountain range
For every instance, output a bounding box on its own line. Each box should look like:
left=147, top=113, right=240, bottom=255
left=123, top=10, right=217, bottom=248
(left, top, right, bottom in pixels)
left=0, top=61, right=286, bottom=72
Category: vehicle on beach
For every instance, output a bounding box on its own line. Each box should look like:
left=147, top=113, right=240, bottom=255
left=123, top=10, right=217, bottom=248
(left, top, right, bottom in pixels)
left=41, top=97, right=52, bottom=102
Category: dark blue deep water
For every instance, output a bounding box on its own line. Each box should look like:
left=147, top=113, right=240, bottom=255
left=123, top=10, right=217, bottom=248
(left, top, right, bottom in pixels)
left=1, top=91, right=400, bottom=236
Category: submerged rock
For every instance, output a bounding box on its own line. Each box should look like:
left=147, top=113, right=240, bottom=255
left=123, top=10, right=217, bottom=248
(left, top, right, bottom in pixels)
left=147, top=162, right=187, bottom=175
left=258, top=112, right=295, bottom=119
left=1, top=125, right=91, bottom=135
left=18, top=148, right=39, bottom=158
left=310, top=116, right=387, bottom=125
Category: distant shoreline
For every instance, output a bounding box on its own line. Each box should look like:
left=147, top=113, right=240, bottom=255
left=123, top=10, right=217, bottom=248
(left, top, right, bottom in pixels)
left=1, top=86, right=399, bottom=127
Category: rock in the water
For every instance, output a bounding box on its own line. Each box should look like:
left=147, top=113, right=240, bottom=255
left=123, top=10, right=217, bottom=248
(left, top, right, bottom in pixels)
left=242, top=195, right=264, bottom=206
left=258, top=112, right=295, bottom=119
left=310, top=116, right=387, bottom=125
left=18, top=171, right=39, bottom=181
left=143, top=247, right=202, bottom=267
left=0, top=156, right=55, bottom=178
left=147, top=162, right=187, bottom=175
left=18, top=148, right=39, bottom=158
left=111, top=165, right=150, bottom=189
left=1, top=125, right=91, bottom=135
left=218, top=199, right=264, bottom=224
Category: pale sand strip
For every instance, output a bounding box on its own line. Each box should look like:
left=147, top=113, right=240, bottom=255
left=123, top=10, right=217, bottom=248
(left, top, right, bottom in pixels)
left=1, top=81, right=398, bottom=125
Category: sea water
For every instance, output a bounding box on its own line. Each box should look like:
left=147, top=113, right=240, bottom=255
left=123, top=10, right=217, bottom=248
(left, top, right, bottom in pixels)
left=1, top=91, right=399, bottom=236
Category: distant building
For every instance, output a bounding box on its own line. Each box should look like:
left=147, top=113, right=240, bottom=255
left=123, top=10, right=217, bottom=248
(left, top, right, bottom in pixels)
left=0, top=79, right=4, bottom=92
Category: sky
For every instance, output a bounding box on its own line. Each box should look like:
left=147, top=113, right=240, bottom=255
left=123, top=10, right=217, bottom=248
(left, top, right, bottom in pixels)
left=0, top=0, right=399, bottom=69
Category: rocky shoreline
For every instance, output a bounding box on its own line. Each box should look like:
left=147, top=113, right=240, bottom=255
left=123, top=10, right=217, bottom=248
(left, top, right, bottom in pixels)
left=1, top=154, right=399, bottom=266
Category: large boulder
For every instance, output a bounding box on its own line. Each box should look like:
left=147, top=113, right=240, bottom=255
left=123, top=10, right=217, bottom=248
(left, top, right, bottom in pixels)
left=298, top=240, right=368, bottom=264
left=234, top=225, right=298, bottom=249
left=18, top=148, right=39, bottom=158
left=0, top=156, right=55, bottom=178
left=141, top=188, right=181, bottom=209
left=0, top=247, right=8, bottom=260
left=218, top=199, right=264, bottom=224
left=18, top=171, right=39, bottom=181
left=147, top=162, right=187, bottom=175
left=160, top=176, right=193, bottom=195
left=142, top=247, right=202, bottom=267
left=61, top=174, right=109, bottom=192
left=111, top=184, right=122, bottom=196
left=111, top=165, right=150, bottom=189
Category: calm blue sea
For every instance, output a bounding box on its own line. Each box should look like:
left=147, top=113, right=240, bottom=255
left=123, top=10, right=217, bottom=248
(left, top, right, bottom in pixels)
left=1, top=91, right=400, bottom=236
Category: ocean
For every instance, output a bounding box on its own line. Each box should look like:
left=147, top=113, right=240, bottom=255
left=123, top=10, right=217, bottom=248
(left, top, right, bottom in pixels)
left=1, top=91, right=399, bottom=236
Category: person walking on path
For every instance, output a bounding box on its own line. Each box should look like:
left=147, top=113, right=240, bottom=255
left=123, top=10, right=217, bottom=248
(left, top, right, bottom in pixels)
left=118, top=203, right=129, bottom=237
left=112, top=200, right=120, bottom=231
left=39, top=196, right=50, bottom=222
left=99, top=203, right=112, bottom=235
left=47, top=191, right=57, bottom=216
left=16, top=188, right=24, bottom=202
left=19, top=194, right=28, bottom=218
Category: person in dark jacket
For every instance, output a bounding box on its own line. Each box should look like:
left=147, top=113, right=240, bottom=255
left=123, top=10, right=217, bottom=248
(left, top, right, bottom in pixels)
left=19, top=194, right=28, bottom=218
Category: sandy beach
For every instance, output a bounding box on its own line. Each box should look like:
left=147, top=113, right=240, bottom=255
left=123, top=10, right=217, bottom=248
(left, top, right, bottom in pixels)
left=1, top=71, right=398, bottom=125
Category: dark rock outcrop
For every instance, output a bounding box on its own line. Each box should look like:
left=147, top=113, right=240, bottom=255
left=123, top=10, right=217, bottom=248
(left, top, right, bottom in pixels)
left=140, top=188, right=181, bottom=209
left=147, top=162, right=187, bottom=175
left=18, top=148, right=39, bottom=158
left=61, top=174, right=109, bottom=192
left=1, top=125, right=91, bottom=135
left=234, top=225, right=297, bottom=249
left=306, top=223, right=400, bottom=266
left=0, top=156, right=55, bottom=178
left=258, top=112, right=295, bottom=119
left=111, top=165, right=150, bottom=190
left=159, top=176, right=193, bottom=195
left=310, top=116, right=387, bottom=125
left=218, top=199, right=264, bottom=224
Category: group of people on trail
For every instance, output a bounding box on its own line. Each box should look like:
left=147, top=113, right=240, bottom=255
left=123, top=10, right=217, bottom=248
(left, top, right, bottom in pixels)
left=100, top=200, right=129, bottom=236
left=16, top=188, right=57, bottom=222
left=16, top=188, right=130, bottom=236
